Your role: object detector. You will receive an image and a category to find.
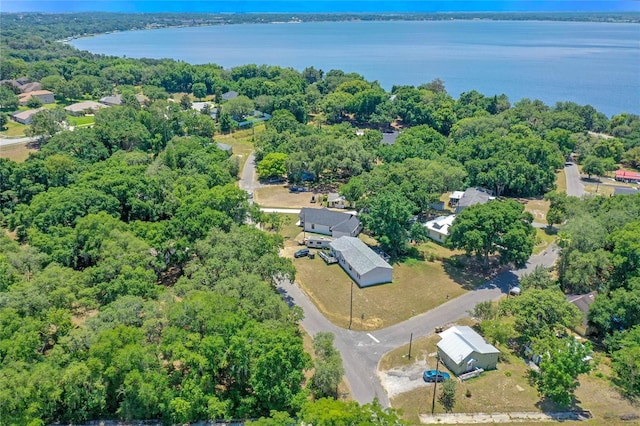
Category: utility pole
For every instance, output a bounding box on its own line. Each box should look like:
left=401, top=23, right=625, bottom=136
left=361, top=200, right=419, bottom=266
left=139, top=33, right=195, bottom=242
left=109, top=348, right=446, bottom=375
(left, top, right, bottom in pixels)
left=431, top=355, right=440, bottom=414
left=408, top=332, right=413, bottom=360
left=348, top=280, right=354, bottom=329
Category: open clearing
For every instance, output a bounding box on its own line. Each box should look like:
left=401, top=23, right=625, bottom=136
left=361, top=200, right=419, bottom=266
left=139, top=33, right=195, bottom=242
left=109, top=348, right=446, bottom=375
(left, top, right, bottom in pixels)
left=380, top=331, right=640, bottom=425
left=255, top=185, right=319, bottom=208
left=285, top=232, right=483, bottom=330
left=0, top=142, right=35, bottom=162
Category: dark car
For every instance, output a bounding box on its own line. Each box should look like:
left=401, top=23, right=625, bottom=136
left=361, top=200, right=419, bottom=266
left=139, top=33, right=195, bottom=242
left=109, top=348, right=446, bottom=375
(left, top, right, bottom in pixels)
left=294, top=248, right=310, bottom=258
left=423, top=370, right=451, bottom=382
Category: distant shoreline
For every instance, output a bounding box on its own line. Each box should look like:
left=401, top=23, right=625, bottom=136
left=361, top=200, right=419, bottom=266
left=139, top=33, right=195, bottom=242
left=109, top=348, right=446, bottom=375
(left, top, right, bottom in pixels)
left=57, top=12, right=639, bottom=43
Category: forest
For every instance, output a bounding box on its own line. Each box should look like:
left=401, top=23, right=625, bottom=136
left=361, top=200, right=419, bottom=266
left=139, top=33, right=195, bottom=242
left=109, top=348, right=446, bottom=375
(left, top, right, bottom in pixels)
left=1, top=12, right=639, bottom=425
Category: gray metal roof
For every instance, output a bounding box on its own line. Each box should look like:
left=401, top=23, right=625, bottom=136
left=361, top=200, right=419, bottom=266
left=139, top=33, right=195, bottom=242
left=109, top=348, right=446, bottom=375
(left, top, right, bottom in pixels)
left=300, top=208, right=360, bottom=234
left=330, top=236, right=392, bottom=276
left=437, top=326, right=499, bottom=364
left=458, top=187, right=494, bottom=208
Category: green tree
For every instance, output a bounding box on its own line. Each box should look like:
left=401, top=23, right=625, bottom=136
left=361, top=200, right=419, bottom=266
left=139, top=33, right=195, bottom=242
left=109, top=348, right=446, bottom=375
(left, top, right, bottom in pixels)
left=438, top=379, right=457, bottom=412
left=0, top=113, right=8, bottom=130
left=0, top=85, right=19, bottom=109
left=192, top=82, right=207, bottom=100
left=448, top=200, right=535, bottom=269
left=530, top=334, right=592, bottom=407
left=224, top=95, right=254, bottom=119
left=257, top=152, right=288, bottom=179
left=519, top=265, right=558, bottom=291
left=310, top=332, right=344, bottom=399
left=26, top=95, right=44, bottom=108
left=360, top=191, right=415, bottom=257
left=26, top=108, right=67, bottom=142
left=219, top=110, right=234, bottom=133
left=504, top=289, right=581, bottom=341
left=611, top=325, right=640, bottom=398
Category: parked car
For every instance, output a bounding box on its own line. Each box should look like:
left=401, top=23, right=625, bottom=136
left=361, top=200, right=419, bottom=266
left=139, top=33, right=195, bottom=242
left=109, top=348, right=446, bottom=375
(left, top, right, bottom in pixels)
left=423, top=370, right=451, bottom=382
left=294, top=248, right=310, bottom=258
left=268, top=176, right=284, bottom=183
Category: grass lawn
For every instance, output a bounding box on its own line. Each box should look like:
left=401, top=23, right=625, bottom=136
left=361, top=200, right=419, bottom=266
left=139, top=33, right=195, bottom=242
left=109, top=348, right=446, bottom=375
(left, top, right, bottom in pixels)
left=216, top=123, right=264, bottom=175
left=382, top=331, right=640, bottom=425
left=584, top=182, right=615, bottom=196
left=532, top=227, right=557, bottom=255
left=523, top=197, right=549, bottom=224
left=0, top=142, right=35, bottom=162
left=289, top=248, right=481, bottom=330
left=255, top=185, right=317, bottom=208
left=0, top=121, right=27, bottom=137
left=556, top=168, right=568, bottom=194
left=67, top=115, right=95, bottom=126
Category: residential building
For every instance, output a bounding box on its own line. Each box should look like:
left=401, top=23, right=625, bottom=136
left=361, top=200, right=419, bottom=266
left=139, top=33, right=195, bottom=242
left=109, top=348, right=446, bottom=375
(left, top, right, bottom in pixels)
left=424, top=215, right=456, bottom=243
left=329, top=236, right=393, bottom=287
left=299, top=208, right=362, bottom=238
left=327, top=193, right=347, bottom=209
left=10, top=108, right=44, bottom=125
left=64, top=100, right=108, bottom=116
left=18, top=90, right=55, bottom=106
left=453, top=187, right=495, bottom=213
left=221, top=91, right=239, bottom=101
left=99, top=95, right=123, bottom=106
left=615, top=170, right=640, bottom=184
left=437, top=326, right=500, bottom=376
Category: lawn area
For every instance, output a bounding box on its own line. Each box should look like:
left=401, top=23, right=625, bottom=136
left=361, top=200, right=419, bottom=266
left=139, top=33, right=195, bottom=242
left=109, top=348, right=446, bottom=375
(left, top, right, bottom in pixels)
left=523, top=197, right=549, bottom=224
left=216, top=123, right=264, bottom=174
left=255, top=185, right=317, bottom=208
left=532, top=227, right=557, bottom=255
left=381, top=331, right=640, bottom=425
left=67, top=115, right=95, bottom=126
left=556, top=168, right=567, bottom=194
left=288, top=245, right=481, bottom=330
left=0, top=120, right=27, bottom=137
left=0, top=142, right=35, bottom=162
left=584, top=182, right=615, bottom=196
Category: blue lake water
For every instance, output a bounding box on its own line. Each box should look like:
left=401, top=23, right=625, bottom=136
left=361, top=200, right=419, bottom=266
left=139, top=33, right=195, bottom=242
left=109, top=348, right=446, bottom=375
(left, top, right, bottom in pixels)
left=70, top=20, right=640, bottom=117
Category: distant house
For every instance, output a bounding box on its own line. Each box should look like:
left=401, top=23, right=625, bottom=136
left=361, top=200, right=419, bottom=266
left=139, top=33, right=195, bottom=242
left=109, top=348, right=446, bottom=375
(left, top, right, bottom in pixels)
left=381, top=130, right=399, bottom=145
left=99, top=95, right=123, bottom=106
left=452, top=187, right=495, bottom=213
left=327, top=193, right=347, bottom=209
left=11, top=108, right=44, bottom=125
left=299, top=207, right=362, bottom=238
left=424, top=215, right=456, bottom=243
left=216, top=142, right=233, bottom=155
left=567, top=292, right=597, bottom=329
left=64, top=100, right=108, bottom=116
left=221, top=91, right=239, bottom=101
left=99, top=94, right=147, bottom=107
left=18, top=90, right=55, bottom=106
left=329, top=236, right=393, bottom=287
left=615, top=170, right=640, bottom=184
left=437, top=326, right=500, bottom=376
left=1, top=78, right=41, bottom=93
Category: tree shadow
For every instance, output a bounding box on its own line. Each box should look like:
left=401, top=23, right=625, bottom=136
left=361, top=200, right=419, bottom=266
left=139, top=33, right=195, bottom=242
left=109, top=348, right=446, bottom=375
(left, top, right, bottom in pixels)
left=442, top=254, right=512, bottom=291
left=534, top=395, right=592, bottom=420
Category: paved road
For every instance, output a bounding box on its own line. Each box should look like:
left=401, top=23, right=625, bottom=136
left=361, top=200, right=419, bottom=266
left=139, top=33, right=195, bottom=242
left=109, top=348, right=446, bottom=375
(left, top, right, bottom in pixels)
left=564, top=163, right=586, bottom=197
left=277, top=245, right=560, bottom=407
left=0, top=136, right=37, bottom=147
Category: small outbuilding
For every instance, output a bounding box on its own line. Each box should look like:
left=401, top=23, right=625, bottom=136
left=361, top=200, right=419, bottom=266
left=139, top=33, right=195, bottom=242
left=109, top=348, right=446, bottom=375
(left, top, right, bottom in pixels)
left=329, top=236, right=393, bottom=287
left=437, top=326, right=500, bottom=376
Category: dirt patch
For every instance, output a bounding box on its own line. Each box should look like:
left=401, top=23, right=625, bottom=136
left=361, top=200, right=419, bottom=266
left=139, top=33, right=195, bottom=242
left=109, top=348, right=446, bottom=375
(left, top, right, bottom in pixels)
left=379, top=354, right=432, bottom=399
left=255, top=185, right=318, bottom=208
left=0, top=143, right=35, bottom=162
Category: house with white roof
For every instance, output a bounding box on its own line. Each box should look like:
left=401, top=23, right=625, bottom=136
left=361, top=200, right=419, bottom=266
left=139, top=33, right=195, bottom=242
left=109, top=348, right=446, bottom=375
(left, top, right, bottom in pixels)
left=424, top=215, right=456, bottom=243
left=299, top=208, right=362, bottom=238
left=437, top=326, right=500, bottom=375
left=329, top=236, right=393, bottom=287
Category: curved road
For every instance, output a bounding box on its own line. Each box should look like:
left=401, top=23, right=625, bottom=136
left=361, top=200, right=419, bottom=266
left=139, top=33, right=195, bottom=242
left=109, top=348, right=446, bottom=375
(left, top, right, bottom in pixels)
left=278, top=246, right=560, bottom=407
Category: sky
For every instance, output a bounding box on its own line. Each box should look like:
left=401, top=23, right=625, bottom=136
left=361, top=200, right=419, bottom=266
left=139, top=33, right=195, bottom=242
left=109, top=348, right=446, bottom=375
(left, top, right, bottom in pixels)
left=2, top=1, right=640, bottom=13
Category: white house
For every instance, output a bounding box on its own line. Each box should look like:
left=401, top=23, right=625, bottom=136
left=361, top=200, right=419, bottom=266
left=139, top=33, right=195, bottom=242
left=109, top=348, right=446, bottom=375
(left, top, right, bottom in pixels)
left=64, top=100, right=109, bottom=116
left=329, top=236, right=393, bottom=287
left=424, top=215, right=456, bottom=243
left=299, top=208, right=362, bottom=238
left=437, top=326, right=500, bottom=376
left=327, top=193, right=347, bottom=209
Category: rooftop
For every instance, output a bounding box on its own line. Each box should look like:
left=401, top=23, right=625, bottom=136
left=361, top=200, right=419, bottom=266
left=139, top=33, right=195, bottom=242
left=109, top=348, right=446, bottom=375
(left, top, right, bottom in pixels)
left=330, top=236, right=393, bottom=276
left=458, top=187, right=495, bottom=208
left=437, top=326, right=500, bottom=364
left=425, top=215, right=456, bottom=232
left=300, top=207, right=361, bottom=234
left=64, top=100, right=108, bottom=112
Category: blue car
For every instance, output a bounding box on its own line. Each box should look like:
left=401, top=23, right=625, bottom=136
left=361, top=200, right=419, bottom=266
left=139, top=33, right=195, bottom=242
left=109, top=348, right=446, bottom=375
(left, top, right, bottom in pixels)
left=423, top=370, right=451, bottom=382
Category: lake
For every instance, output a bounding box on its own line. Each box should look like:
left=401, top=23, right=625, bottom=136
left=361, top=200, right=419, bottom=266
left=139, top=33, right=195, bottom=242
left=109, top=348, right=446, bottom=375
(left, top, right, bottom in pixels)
left=70, top=20, right=640, bottom=117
